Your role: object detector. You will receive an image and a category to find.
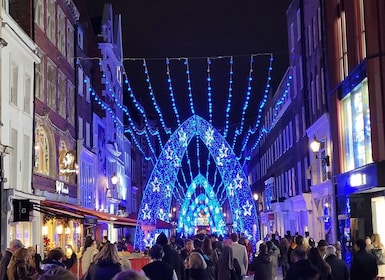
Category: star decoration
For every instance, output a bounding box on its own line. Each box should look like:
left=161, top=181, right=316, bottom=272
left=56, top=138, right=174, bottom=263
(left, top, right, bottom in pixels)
left=216, top=156, right=223, bottom=166
left=173, top=155, right=181, bottom=168
left=233, top=173, right=244, bottom=189
left=142, top=203, right=152, bottom=220
left=227, top=183, right=235, bottom=197
left=242, top=200, right=253, bottom=216
left=218, top=143, right=229, bottom=159
left=164, top=185, right=172, bottom=198
left=143, top=236, right=154, bottom=248
left=158, top=208, right=166, bottom=220
left=151, top=177, right=161, bottom=193
left=165, top=146, right=173, bottom=160
left=178, top=128, right=188, bottom=147
left=204, top=127, right=214, bottom=146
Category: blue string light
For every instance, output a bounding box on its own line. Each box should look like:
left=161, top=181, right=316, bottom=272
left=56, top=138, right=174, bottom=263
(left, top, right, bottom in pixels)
left=165, top=58, right=181, bottom=127
left=223, top=56, right=234, bottom=139
left=142, top=59, right=171, bottom=135
left=207, top=58, right=213, bottom=124
left=184, top=58, right=195, bottom=115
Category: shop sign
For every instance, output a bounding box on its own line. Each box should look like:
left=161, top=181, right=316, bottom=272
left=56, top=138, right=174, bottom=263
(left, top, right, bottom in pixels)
left=56, top=181, right=69, bottom=195
left=58, top=150, right=77, bottom=176
left=84, top=215, right=98, bottom=225
left=350, top=173, right=366, bottom=187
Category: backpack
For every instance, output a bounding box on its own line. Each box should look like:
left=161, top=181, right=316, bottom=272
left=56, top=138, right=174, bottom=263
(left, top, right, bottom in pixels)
left=372, top=248, right=385, bottom=265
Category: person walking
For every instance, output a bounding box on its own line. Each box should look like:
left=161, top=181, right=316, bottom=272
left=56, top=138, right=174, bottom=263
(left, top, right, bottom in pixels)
left=229, top=233, right=248, bottom=278
left=7, top=248, right=32, bottom=280
left=278, top=238, right=289, bottom=278
left=307, top=247, right=332, bottom=280
left=325, top=245, right=349, bottom=280
left=0, top=239, right=24, bottom=280
left=184, top=252, right=209, bottom=280
left=371, top=233, right=385, bottom=279
left=215, top=246, right=236, bottom=280
left=84, top=243, right=121, bottom=280
left=249, top=243, right=272, bottom=280
left=156, top=233, right=184, bottom=280
left=141, top=244, right=177, bottom=280
left=81, top=238, right=98, bottom=276
left=285, top=246, right=319, bottom=280
left=350, top=239, right=378, bottom=280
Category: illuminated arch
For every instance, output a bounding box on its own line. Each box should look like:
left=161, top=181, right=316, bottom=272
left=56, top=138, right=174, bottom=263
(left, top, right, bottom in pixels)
left=134, top=115, right=259, bottom=250
left=178, top=174, right=225, bottom=236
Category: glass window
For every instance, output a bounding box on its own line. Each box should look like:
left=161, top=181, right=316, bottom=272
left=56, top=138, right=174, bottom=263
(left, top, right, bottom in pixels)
left=57, top=8, right=66, bottom=55
left=34, top=126, right=50, bottom=175
left=34, top=0, right=44, bottom=29
left=24, top=75, right=32, bottom=114
left=58, top=72, right=66, bottom=117
left=68, top=83, right=75, bottom=125
left=341, top=78, right=372, bottom=171
left=10, top=128, right=18, bottom=187
left=10, top=64, right=18, bottom=106
left=47, top=0, right=56, bottom=43
left=66, top=21, right=74, bottom=66
left=35, top=59, right=44, bottom=101
left=47, top=62, right=56, bottom=110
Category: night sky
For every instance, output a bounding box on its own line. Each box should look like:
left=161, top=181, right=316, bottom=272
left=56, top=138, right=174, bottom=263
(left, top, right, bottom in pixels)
left=86, top=0, right=291, bottom=158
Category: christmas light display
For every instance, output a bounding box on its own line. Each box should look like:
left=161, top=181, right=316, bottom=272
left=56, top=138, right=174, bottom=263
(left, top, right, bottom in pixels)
left=134, top=115, right=259, bottom=250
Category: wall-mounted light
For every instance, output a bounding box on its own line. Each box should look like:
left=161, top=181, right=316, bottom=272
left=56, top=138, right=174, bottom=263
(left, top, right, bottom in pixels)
left=56, top=224, right=63, bottom=235
left=111, top=173, right=118, bottom=185
left=42, top=225, right=48, bottom=236
left=310, top=136, right=330, bottom=166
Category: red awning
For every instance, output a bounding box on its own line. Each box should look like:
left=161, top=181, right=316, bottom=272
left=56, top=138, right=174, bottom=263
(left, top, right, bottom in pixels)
left=41, top=200, right=137, bottom=226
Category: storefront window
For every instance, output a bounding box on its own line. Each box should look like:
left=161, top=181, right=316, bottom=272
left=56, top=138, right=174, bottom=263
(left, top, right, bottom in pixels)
left=10, top=222, right=32, bottom=247
left=340, top=78, right=372, bottom=172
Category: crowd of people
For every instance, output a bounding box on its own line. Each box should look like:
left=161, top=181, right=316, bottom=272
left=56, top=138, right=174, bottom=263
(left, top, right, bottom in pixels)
left=0, top=231, right=384, bottom=280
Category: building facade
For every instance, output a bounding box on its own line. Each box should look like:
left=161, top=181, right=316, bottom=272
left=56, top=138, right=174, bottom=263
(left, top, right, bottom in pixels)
left=325, top=0, right=385, bottom=252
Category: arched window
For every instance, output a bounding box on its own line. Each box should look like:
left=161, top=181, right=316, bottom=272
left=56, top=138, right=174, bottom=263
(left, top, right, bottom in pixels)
left=34, top=126, right=49, bottom=175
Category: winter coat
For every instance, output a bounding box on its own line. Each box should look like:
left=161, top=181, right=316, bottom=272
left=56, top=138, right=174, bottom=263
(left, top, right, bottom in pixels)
left=85, top=259, right=121, bottom=280
left=325, top=254, right=349, bottom=280
left=249, top=253, right=272, bottom=280
left=0, top=250, right=12, bottom=280
left=350, top=249, right=378, bottom=280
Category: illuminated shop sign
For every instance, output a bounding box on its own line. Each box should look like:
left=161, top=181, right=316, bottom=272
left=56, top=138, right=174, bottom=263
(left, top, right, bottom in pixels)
left=56, top=181, right=69, bottom=195
left=350, top=173, right=366, bottom=187
left=58, top=150, right=78, bottom=176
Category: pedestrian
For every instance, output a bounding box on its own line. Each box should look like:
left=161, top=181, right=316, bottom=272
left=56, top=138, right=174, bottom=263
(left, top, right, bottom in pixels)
left=81, top=238, right=98, bottom=276
left=308, top=246, right=332, bottom=280
left=84, top=243, right=121, bottom=280
left=285, top=246, right=319, bottom=280
left=325, top=245, right=349, bottom=280
left=202, top=238, right=218, bottom=280
left=278, top=238, right=289, bottom=278
left=112, top=269, right=149, bottom=280
left=350, top=238, right=378, bottom=280
left=266, top=241, right=280, bottom=280
left=180, top=239, right=194, bottom=264
left=0, top=239, right=24, bottom=280
left=215, top=246, right=235, bottom=280
left=229, top=233, right=248, bottom=278
left=37, top=266, right=77, bottom=280
left=184, top=252, right=209, bottom=280
left=371, top=233, right=385, bottom=278
left=140, top=244, right=177, bottom=280
left=249, top=243, right=272, bottom=280
left=156, top=232, right=184, bottom=280
left=7, top=248, right=32, bottom=280
left=40, top=248, right=66, bottom=272
left=317, top=240, right=328, bottom=260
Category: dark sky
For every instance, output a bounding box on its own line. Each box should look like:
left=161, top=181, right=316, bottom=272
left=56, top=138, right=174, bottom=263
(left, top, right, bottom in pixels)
left=86, top=0, right=291, bottom=158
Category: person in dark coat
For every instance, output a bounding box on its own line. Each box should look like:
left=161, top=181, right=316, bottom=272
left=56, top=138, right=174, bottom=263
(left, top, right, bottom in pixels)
left=325, top=245, right=349, bottom=280
left=350, top=239, right=378, bottom=280
left=85, top=243, right=121, bottom=280
left=0, top=239, right=24, bottom=280
left=249, top=243, right=272, bottom=280
left=215, top=245, right=234, bottom=280
left=285, top=246, right=319, bottom=280
left=141, top=244, right=177, bottom=280
left=156, top=232, right=184, bottom=280
left=184, top=252, right=209, bottom=280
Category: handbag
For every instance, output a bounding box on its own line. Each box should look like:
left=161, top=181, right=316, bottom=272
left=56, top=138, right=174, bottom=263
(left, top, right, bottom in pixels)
left=372, top=248, right=385, bottom=265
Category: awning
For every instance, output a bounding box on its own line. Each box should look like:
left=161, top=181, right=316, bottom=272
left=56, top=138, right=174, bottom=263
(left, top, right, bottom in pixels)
left=40, top=200, right=137, bottom=226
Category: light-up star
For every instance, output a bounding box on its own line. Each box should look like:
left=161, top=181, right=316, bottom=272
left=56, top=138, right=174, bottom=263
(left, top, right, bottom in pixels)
left=204, top=127, right=214, bottom=146
left=233, top=173, right=244, bottom=189
left=165, top=146, right=173, bottom=160
left=143, top=236, right=154, bottom=248
left=164, top=185, right=172, bottom=198
left=242, top=200, right=253, bottom=216
left=158, top=208, right=166, bottom=220
left=216, top=156, right=223, bottom=166
left=218, top=143, right=229, bottom=159
left=142, top=203, right=152, bottom=220
left=173, top=155, right=181, bottom=168
left=178, top=128, right=188, bottom=147
left=227, top=183, right=235, bottom=197
left=151, top=177, right=161, bottom=193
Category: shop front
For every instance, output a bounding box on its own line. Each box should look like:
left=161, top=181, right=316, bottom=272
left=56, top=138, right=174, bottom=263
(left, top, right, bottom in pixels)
left=336, top=162, right=385, bottom=255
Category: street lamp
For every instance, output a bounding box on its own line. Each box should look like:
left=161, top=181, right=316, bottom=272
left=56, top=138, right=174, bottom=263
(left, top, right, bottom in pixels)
left=310, top=136, right=330, bottom=166
left=111, top=173, right=118, bottom=185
